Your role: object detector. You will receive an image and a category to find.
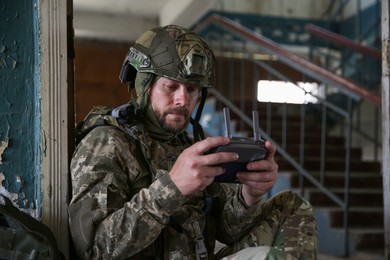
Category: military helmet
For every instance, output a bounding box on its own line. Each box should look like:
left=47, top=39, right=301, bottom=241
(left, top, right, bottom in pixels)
left=119, top=25, right=216, bottom=89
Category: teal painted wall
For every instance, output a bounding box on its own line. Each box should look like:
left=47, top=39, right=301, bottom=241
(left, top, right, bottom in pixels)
left=0, top=0, right=40, bottom=212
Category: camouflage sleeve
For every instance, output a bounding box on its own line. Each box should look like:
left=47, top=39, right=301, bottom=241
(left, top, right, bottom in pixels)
left=216, top=184, right=264, bottom=244
left=68, top=126, right=188, bottom=259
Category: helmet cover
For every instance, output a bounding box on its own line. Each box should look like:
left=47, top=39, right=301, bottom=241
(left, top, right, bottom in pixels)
left=120, top=25, right=216, bottom=89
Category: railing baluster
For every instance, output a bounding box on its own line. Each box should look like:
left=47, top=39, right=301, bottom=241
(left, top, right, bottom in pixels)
left=299, top=102, right=306, bottom=196
left=282, top=103, right=287, bottom=151
left=320, top=94, right=327, bottom=184
left=343, top=97, right=353, bottom=257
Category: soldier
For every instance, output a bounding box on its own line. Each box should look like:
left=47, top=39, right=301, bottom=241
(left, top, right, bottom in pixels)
left=68, top=25, right=317, bottom=259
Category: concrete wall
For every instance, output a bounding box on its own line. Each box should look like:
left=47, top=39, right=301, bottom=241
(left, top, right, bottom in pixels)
left=342, top=0, right=379, bottom=18
left=219, top=0, right=331, bottom=19
left=0, top=0, right=40, bottom=215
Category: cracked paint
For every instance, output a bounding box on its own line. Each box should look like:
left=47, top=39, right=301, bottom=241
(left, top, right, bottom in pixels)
left=0, top=0, right=40, bottom=218
left=0, top=172, right=4, bottom=185
left=0, top=172, right=37, bottom=218
left=0, top=138, right=9, bottom=164
left=16, top=175, right=24, bottom=190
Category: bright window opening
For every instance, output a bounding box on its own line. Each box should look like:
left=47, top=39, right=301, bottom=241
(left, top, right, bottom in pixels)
left=257, top=80, right=319, bottom=104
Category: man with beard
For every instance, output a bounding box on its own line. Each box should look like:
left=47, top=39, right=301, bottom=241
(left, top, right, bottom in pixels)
left=68, top=25, right=317, bottom=260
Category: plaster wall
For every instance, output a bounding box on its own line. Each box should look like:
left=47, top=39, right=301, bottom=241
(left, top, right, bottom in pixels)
left=0, top=0, right=39, bottom=214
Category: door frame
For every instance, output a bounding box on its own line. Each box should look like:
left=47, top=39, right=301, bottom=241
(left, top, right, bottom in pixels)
left=39, top=0, right=73, bottom=258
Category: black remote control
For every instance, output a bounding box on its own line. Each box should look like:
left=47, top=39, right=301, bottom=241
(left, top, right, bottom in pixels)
left=211, top=107, right=267, bottom=183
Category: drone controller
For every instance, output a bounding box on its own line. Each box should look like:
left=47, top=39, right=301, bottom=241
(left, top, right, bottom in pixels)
left=211, top=107, right=267, bottom=183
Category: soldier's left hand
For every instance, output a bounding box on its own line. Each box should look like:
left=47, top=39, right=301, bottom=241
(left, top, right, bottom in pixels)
left=236, top=140, right=278, bottom=207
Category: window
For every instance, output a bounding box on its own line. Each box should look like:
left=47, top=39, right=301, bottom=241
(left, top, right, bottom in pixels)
left=257, top=80, right=319, bottom=104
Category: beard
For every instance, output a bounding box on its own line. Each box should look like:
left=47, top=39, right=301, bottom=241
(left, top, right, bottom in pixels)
left=154, top=106, right=190, bottom=133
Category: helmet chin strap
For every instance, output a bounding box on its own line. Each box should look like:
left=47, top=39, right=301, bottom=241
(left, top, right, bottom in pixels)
left=190, top=88, right=208, bottom=142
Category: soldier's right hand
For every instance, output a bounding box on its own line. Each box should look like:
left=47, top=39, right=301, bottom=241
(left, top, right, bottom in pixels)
left=169, top=136, right=238, bottom=195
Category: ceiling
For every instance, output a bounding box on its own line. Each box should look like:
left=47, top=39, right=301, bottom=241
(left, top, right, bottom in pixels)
left=72, top=0, right=217, bottom=42
left=73, top=0, right=171, bottom=17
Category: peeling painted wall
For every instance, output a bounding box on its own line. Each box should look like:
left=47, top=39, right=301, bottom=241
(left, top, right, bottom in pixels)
left=0, top=0, right=40, bottom=214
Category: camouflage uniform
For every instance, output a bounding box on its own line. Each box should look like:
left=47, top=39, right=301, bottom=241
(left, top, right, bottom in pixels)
left=68, top=106, right=317, bottom=260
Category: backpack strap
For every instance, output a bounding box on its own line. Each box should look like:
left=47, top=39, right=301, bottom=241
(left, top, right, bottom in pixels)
left=0, top=248, right=55, bottom=260
left=0, top=194, right=58, bottom=247
left=0, top=194, right=64, bottom=260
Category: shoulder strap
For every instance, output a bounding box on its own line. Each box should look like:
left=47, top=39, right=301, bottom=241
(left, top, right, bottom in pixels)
left=75, top=105, right=120, bottom=144
left=121, top=123, right=154, bottom=198
left=75, top=101, right=142, bottom=145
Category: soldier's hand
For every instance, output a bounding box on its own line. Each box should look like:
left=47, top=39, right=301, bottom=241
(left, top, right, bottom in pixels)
left=169, top=136, right=238, bottom=196
left=237, top=140, right=278, bottom=207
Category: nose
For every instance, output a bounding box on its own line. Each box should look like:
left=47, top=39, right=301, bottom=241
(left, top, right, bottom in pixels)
left=174, top=86, right=189, bottom=106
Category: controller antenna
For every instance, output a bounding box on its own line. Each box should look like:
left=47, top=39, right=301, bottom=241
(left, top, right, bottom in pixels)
left=252, top=110, right=261, bottom=141
left=223, top=107, right=232, bottom=138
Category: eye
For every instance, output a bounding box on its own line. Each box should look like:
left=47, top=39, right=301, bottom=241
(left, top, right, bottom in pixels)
left=164, top=84, right=178, bottom=92
left=187, top=85, right=200, bottom=95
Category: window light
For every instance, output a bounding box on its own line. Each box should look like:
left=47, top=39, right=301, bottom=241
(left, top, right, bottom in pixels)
left=257, top=80, right=319, bottom=104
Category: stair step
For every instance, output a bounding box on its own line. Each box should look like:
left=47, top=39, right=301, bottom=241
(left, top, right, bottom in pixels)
left=290, top=173, right=383, bottom=189
left=328, top=210, right=383, bottom=228
left=229, top=113, right=325, bottom=134
left=308, top=190, right=383, bottom=207
left=278, top=159, right=381, bottom=172
left=285, top=146, right=362, bottom=159
left=354, top=233, right=385, bottom=251
left=314, top=206, right=383, bottom=212
left=270, top=134, right=345, bottom=146
left=329, top=228, right=385, bottom=252
left=258, top=123, right=324, bottom=134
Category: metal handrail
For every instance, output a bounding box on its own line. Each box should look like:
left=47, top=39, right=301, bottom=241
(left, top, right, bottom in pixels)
left=305, top=23, right=381, bottom=59
left=193, top=14, right=381, bottom=106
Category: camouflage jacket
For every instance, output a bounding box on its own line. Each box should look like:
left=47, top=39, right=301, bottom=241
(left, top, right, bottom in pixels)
left=68, top=106, right=263, bottom=260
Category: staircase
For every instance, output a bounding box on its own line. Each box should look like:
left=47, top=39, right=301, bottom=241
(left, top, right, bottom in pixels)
left=192, top=8, right=383, bottom=258
left=264, top=103, right=384, bottom=257
left=264, top=103, right=383, bottom=257
left=199, top=99, right=384, bottom=258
